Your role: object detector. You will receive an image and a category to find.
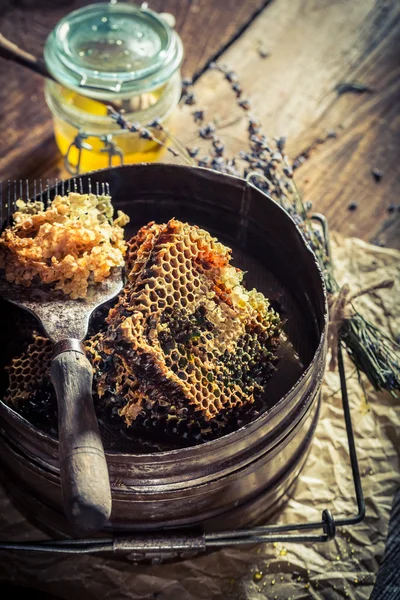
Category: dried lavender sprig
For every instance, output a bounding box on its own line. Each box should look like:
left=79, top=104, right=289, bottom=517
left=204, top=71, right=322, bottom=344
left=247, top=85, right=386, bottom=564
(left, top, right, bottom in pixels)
left=180, top=64, right=400, bottom=395
left=287, top=183, right=400, bottom=394
left=108, top=107, right=195, bottom=165
left=342, top=315, right=400, bottom=395
left=148, top=120, right=196, bottom=166
left=179, top=74, right=240, bottom=176
left=255, top=173, right=400, bottom=394
left=283, top=182, right=398, bottom=388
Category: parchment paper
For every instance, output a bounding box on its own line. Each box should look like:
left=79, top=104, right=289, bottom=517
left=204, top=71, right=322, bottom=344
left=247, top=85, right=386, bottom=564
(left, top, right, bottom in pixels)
left=0, top=234, right=399, bottom=600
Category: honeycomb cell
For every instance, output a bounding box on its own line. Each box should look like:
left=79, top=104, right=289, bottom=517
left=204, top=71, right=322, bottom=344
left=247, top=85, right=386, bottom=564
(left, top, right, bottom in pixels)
left=201, top=397, right=209, bottom=409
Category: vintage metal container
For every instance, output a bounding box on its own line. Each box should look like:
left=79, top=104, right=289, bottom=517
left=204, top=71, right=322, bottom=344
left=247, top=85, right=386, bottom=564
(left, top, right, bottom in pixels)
left=0, top=165, right=327, bottom=538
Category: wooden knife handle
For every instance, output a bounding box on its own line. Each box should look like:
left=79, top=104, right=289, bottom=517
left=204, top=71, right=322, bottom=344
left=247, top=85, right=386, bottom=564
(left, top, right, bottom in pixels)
left=0, top=33, right=54, bottom=80
left=50, top=346, right=111, bottom=533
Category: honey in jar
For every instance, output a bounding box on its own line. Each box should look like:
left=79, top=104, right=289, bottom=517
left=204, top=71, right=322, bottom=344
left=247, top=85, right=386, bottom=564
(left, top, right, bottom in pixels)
left=44, top=2, right=183, bottom=174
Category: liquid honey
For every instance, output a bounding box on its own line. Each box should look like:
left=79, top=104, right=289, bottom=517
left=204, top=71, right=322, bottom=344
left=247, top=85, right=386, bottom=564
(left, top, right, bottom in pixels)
left=54, top=88, right=168, bottom=173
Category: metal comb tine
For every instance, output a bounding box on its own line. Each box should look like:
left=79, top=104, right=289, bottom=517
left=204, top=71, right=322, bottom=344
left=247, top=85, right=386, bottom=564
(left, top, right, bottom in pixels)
left=26, top=179, right=29, bottom=203
left=61, top=179, right=65, bottom=196
left=3, top=181, right=5, bottom=224
left=13, top=180, right=17, bottom=212
left=88, top=178, right=92, bottom=194
left=3, top=182, right=5, bottom=223
left=4, top=181, right=6, bottom=223
left=19, top=179, right=23, bottom=202
left=67, top=178, right=71, bottom=194
left=1, top=181, right=4, bottom=225
left=106, top=182, right=110, bottom=195
left=73, top=178, right=77, bottom=192
left=7, top=180, right=11, bottom=224
left=55, top=178, right=58, bottom=197
left=11, top=180, right=15, bottom=218
left=96, top=181, right=100, bottom=196
left=39, top=179, right=43, bottom=202
left=5, top=182, right=8, bottom=220
left=46, top=179, right=51, bottom=207
left=79, top=178, right=83, bottom=194
left=4, top=181, right=7, bottom=223
left=101, top=182, right=105, bottom=195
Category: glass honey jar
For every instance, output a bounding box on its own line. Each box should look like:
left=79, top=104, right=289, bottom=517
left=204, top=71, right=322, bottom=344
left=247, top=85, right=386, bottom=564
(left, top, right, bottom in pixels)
left=44, top=2, right=183, bottom=174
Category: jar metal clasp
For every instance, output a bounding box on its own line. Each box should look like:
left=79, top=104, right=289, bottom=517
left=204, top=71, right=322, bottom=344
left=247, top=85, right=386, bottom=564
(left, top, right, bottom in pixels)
left=64, top=132, right=124, bottom=175
left=64, top=131, right=93, bottom=176
left=100, top=135, right=124, bottom=168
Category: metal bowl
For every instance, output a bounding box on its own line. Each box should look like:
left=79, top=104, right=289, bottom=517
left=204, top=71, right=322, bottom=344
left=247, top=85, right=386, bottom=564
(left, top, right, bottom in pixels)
left=0, top=164, right=327, bottom=536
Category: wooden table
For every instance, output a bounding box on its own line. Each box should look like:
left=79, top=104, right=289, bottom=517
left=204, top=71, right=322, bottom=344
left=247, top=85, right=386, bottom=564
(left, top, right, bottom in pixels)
left=0, top=0, right=399, bottom=248
left=0, top=3, right=399, bottom=598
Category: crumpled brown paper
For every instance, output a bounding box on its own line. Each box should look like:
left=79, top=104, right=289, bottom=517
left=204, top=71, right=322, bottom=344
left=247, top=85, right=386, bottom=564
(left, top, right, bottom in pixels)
left=0, top=234, right=399, bottom=600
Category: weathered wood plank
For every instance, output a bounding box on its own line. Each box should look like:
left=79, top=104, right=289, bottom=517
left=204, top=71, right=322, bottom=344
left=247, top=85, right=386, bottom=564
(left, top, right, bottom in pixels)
left=0, top=0, right=268, bottom=180
left=1, top=0, right=398, bottom=248
left=172, top=0, right=400, bottom=247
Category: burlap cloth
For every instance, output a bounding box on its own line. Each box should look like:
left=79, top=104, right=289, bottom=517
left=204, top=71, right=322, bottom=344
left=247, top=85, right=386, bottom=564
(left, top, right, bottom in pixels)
left=0, top=233, right=399, bottom=600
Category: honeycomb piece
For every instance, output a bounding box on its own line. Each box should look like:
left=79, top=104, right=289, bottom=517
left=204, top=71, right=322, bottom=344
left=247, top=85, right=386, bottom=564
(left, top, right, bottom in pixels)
left=5, top=331, right=103, bottom=412
left=0, top=192, right=129, bottom=299
left=105, top=221, right=164, bottom=330
left=95, top=219, right=281, bottom=442
left=5, top=334, right=53, bottom=406
left=125, top=221, right=162, bottom=275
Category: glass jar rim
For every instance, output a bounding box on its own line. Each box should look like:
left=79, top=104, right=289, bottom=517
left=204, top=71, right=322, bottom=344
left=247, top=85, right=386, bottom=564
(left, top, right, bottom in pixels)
left=44, top=2, right=183, bottom=100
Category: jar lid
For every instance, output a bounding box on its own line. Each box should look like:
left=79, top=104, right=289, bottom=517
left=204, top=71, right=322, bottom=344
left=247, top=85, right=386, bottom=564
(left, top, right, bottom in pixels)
left=44, top=2, right=183, bottom=99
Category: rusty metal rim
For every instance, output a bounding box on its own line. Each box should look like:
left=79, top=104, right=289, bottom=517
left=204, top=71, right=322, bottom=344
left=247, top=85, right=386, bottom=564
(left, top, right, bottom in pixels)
left=0, top=387, right=320, bottom=497
left=0, top=395, right=320, bottom=533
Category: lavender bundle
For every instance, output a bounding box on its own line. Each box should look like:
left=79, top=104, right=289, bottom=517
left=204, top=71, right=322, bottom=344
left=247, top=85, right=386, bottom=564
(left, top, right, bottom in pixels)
left=109, top=63, right=400, bottom=396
